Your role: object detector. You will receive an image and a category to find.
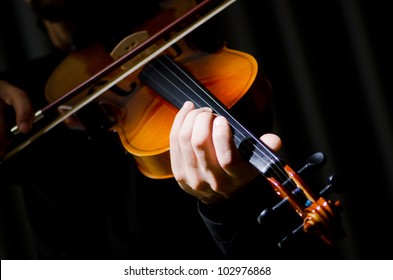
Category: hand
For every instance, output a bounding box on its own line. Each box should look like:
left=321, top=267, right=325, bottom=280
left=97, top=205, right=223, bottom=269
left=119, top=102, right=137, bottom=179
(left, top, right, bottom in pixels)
left=170, top=101, right=282, bottom=204
left=0, top=80, right=34, bottom=155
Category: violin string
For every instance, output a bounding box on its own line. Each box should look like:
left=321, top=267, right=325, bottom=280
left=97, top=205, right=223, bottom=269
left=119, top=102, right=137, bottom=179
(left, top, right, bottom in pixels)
left=144, top=56, right=291, bottom=183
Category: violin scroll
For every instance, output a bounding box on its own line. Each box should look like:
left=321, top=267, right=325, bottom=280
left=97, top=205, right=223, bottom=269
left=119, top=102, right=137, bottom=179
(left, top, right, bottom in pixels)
left=258, top=152, right=345, bottom=248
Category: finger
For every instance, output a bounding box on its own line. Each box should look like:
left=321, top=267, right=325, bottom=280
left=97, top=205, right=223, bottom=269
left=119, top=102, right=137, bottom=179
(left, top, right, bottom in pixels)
left=191, top=111, right=219, bottom=171
left=12, top=93, right=34, bottom=133
left=260, top=133, right=282, bottom=153
left=170, top=101, right=194, bottom=178
left=212, top=116, right=257, bottom=179
left=191, top=111, right=230, bottom=192
left=177, top=106, right=213, bottom=184
left=0, top=83, right=34, bottom=133
left=170, top=102, right=212, bottom=182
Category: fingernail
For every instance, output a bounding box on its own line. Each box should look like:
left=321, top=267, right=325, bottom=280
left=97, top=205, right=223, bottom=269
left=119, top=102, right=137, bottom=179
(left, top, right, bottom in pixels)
left=183, top=101, right=193, bottom=109
left=213, top=116, right=226, bottom=127
left=18, top=122, right=30, bottom=133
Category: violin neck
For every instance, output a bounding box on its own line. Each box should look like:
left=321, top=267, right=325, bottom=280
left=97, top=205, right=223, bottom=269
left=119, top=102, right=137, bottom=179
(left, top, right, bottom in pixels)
left=139, top=54, right=285, bottom=178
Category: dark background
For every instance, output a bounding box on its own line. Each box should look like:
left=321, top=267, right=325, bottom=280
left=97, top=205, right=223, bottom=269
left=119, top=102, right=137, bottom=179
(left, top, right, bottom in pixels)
left=1, top=0, right=392, bottom=259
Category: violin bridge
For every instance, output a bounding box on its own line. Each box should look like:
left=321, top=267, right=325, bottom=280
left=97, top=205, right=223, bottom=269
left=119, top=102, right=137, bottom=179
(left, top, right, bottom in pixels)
left=110, top=31, right=159, bottom=71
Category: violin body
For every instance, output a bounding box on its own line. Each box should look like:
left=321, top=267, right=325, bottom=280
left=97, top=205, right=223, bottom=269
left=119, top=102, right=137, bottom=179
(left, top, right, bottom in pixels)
left=114, top=44, right=261, bottom=178
left=46, top=40, right=264, bottom=178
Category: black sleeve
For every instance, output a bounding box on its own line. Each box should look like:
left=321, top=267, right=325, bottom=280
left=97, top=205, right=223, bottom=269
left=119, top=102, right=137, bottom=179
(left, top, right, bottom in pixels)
left=197, top=176, right=286, bottom=259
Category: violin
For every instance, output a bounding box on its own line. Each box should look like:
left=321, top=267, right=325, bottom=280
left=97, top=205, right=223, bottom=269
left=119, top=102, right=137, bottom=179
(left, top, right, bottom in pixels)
left=2, top=0, right=345, bottom=246
left=139, top=54, right=345, bottom=246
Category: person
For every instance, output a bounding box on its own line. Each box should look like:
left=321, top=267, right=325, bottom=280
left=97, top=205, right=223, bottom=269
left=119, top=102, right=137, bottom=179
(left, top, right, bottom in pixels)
left=1, top=0, right=334, bottom=260
left=1, top=0, right=225, bottom=260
